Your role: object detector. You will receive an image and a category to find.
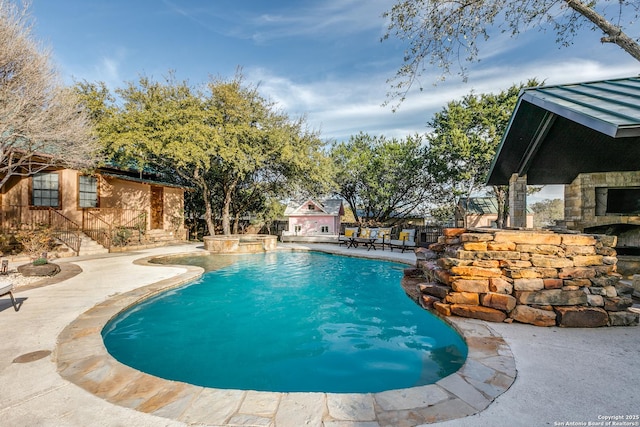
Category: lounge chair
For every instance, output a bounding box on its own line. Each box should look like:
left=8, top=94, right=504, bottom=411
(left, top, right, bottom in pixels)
left=389, top=229, right=416, bottom=253
left=373, top=227, right=392, bottom=250
left=338, top=227, right=359, bottom=246
left=0, top=283, right=19, bottom=311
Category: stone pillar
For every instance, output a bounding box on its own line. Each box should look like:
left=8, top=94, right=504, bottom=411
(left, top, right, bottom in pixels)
left=509, top=174, right=527, bottom=228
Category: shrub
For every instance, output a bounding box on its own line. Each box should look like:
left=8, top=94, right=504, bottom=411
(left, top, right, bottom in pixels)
left=112, top=227, right=132, bottom=247
left=33, top=257, right=48, bottom=266
left=15, top=226, right=55, bottom=259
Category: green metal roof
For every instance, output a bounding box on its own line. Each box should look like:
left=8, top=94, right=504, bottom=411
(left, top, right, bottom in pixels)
left=461, top=197, right=499, bottom=215
left=520, top=77, right=640, bottom=138
left=460, top=197, right=531, bottom=215
left=487, top=76, right=640, bottom=185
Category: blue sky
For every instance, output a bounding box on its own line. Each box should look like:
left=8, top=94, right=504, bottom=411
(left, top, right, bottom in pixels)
left=29, top=0, right=640, bottom=201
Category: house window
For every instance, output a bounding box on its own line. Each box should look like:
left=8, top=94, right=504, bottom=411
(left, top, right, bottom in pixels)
left=308, top=204, right=315, bottom=210
left=79, top=176, right=98, bottom=208
left=32, top=172, right=59, bottom=207
left=294, top=225, right=301, bottom=233
left=321, top=225, right=329, bottom=233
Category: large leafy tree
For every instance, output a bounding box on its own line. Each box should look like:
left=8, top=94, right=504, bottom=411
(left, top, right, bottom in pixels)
left=204, top=75, right=330, bottom=235
left=383, top=0, right=640, bottom=100
left=77, top=75, right=221, bottom=234
left=426, top=79, right=540, bottom=227
left=76, top=72, right=329, bottom=236
left=0, top=1, right=98, bottom=189
left=331, top=132, right=432, bottom=224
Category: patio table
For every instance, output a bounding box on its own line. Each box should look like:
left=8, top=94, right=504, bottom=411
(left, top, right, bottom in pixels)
left=351, top=237, right=377, bottom=251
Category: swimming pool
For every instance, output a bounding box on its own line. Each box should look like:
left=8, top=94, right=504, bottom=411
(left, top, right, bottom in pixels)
left=102, top=251, right=467, bottom=393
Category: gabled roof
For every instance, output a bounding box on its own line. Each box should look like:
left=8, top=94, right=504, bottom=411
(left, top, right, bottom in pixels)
left=487, top=76, right=640, bottom=185
left=458, top=197, right=532, bottom=215
left=459, top=197, right=500, bottom=215
left=320, top=199, right=344, bottom=216
left=284, top=198, right=344, bottom=216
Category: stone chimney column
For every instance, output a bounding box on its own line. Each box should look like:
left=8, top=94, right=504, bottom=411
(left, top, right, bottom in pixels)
left=509, top=173, right=527, bottom=228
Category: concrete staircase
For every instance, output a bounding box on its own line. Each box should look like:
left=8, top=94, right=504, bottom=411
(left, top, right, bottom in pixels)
left=77, top=233, right=109, bottom=257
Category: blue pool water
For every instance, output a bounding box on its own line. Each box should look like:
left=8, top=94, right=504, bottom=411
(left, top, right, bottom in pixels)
left=102, top=251, right=467, bottom=393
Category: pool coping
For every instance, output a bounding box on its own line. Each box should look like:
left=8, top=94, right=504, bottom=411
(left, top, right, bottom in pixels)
left=55, top=252, right=517, bottom=426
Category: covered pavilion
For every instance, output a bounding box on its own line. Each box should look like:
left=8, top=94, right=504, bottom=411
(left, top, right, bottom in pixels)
left=486, top=76, right=640, bottom=228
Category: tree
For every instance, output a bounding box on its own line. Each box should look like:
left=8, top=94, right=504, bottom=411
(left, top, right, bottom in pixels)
left=0, top=1, right=98, bottom=189
left=77, top=72, right=329, bottom=236
left=204, top=74, right=329, bottom=235
left=382, top=0, right=640, bottom=101
left=77, top=74, right=223, bottom=234
left=531, top=198, right=564, bottom=228
left=331, top=132, right=433, bottom=224
left=425, top=80, right=540, bottom=227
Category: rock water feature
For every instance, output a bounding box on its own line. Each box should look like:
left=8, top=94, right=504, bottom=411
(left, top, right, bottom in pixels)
left=203, top=234, right=278, bottom=254
left=409, top=228, right=639, bottom=327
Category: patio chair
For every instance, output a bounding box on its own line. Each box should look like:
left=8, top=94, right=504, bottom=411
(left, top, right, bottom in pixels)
left=373, top=227, right=392, bottom=250
left=338, top=227, right=359, bottom=246
left=389, top=229, right=416, bottom=253
left=0, top=283, right=19, bottom=311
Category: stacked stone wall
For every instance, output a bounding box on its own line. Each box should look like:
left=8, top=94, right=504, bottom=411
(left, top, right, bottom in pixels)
left=413, top=228, right=639, bottom=327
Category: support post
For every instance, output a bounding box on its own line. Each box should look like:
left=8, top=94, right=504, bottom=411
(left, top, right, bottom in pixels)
left=509, top=174, right=528, bottom=228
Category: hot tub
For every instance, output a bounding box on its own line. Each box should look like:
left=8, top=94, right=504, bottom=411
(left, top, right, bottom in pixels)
left=203, top=234, right=278, bottom=254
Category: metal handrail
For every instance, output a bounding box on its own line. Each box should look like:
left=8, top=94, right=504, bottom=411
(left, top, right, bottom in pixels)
left=0, top=206, right=82, bottom=255
left=82, top=208, right=148, bottom=250
left=47, top=209, right=82, bottom=255
left=82, top=209, right=113, bottom=250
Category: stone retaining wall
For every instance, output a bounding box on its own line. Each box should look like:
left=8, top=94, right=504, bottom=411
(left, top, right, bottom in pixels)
left=413, top=228, right=639, bottom=327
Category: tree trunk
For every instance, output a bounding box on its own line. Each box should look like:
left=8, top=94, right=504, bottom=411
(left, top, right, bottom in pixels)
left=193, top=168, right=216, bottom=236
left=232, top=213, right=240, bottom=235
left=565, top=0, right=640, bottom=61
left=457, top=200, right=467, bottom=228
left=221, top=179, right=237, bottom=235
left=493, top=185, right=508, bottom=229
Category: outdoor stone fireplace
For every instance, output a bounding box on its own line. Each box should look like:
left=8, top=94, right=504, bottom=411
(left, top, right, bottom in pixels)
left=409, top=228, right=639, bottom=327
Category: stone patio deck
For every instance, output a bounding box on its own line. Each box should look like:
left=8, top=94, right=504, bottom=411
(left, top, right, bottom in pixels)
left=0, top=243, right=638, bottom=426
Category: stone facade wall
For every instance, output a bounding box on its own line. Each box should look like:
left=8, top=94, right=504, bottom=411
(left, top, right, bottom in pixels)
left=564, top=171, right=640, bottom=231
left=412, top=228, right=639, bottom=327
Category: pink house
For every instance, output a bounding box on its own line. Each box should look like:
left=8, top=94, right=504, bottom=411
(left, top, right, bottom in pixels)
left=281, top=198, right=344, bottom=243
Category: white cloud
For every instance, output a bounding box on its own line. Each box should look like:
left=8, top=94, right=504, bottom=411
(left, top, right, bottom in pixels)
left=98, top=57, right=120, bottom=83
left=246, top=56, right=640, bottom=142
left=248, top=0, right=390, bottom=42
